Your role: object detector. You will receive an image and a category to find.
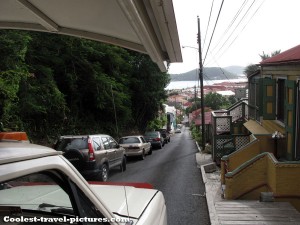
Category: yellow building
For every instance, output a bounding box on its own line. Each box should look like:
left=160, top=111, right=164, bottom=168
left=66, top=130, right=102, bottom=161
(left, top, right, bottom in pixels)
left=212, top=44, right=300, bottom=211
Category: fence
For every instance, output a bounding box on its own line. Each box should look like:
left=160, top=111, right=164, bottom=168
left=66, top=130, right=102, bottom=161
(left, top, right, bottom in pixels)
left=211, top=99, right=250, bottom=163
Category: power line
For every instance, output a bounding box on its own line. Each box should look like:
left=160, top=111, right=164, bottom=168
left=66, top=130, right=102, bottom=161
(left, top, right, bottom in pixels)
left=210, top=0, right=249, bottom=53
left=209, top=0, right=257, bottom=62
left=202, top=0, right=225, bottom=65
left=212, top=0, right=265, bottom=63
left=202, top=0, right=215, bottom=51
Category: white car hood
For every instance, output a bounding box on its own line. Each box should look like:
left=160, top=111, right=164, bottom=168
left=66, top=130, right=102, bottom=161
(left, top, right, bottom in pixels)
left=0, top=184, right=166, bottom=224
left=91, top=185, right=158, bottom=219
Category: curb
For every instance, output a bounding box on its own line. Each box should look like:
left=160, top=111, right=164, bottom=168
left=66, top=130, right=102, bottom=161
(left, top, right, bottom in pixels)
left=201, top=162, right=219, bottom=225
left=195, top=142, right=220, bottom=225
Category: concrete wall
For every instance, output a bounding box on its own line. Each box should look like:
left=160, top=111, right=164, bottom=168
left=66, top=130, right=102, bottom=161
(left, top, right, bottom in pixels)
left=224, top=153, right=300, bottom=211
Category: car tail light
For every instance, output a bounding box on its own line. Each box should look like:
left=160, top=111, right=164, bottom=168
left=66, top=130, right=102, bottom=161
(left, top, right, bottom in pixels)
left=88, top=138, right=95, bottom=161
left=154, top=137, right=161, bottom=141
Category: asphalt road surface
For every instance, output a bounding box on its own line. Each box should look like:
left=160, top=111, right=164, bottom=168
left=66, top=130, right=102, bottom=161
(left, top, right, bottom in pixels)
left=109, top=126, right=210, bottom=225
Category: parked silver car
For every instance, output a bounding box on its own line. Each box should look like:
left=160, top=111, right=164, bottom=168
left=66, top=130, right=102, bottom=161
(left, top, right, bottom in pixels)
left=119, top=135, right=152, bottom=160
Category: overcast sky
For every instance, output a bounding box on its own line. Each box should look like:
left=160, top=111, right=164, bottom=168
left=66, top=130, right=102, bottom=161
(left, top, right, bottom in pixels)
left=168, top=0, right=300, bottom=74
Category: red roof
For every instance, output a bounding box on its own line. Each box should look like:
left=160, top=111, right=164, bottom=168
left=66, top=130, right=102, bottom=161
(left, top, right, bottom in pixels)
left=184, top=102, right=193, bottom=107
left=190, top=108, right=211, bottom=119
left=260, top=44, right=300, bottom=65
left=193, top=112, right=211, bottom=125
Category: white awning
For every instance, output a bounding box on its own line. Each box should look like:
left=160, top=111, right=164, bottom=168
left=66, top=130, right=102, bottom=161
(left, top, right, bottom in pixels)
left=0, top=0, right=182, bottom=72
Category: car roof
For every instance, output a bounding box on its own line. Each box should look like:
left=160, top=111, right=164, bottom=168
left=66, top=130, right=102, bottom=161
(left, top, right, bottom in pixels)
left=145, top=131, right=159, bottom=133
left=60, top=134, right=109, bottom=138
left=120, top=135, right=142, bottom=138
left=0, top=142, right=61, bottom=165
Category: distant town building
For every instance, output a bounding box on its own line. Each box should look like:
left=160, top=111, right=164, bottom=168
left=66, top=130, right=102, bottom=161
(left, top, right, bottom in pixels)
left=163, top=104, right=176, bottom=133
left=216, top=90, right=235, bottom=96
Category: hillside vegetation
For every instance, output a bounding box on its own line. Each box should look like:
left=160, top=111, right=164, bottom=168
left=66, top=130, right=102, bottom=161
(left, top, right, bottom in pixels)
left=0, top=30, right=169, bottom=144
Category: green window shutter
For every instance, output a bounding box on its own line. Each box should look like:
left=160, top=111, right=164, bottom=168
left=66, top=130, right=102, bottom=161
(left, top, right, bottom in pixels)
left=285, top=80, right=296, bottom=161
left=258, top=78, right=263, bottom=117
left=261, top=78, right=276, bottom=120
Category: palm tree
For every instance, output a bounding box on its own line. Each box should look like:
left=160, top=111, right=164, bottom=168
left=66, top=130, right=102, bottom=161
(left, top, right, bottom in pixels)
left=259, top=50, right=281, bottom=60
left=244, top=50, right=281, bottom=76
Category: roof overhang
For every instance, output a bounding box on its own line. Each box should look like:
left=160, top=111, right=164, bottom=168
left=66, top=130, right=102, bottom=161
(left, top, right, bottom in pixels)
left=0, top=0, right=182, bottom=72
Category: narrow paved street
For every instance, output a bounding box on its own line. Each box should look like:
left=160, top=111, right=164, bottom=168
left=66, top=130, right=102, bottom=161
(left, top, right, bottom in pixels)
left=110, top=127, right=210, bottom=225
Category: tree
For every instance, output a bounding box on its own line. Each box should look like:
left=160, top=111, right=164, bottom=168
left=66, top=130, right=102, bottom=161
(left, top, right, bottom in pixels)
left=0, top=30, right=31, bottom=130
left=0, top=30, right=169, bottom=143
left=129, top=52, right=170, bottom=132
left=244, top=50, right=281, bottom=77
left=259, top=50, right=281, bottom=60
left=244, top=64, right=259, bottom=77
left=228, top=95, right=237, bottom=105
left=204, top=92, right=228, bottom=110
left=185, top=101, right=201, bottom=114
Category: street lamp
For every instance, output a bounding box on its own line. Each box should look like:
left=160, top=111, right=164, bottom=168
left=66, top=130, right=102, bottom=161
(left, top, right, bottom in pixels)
left=182, top=45, right=198, bottom=50
left=182, top=17, right=205, bottom=151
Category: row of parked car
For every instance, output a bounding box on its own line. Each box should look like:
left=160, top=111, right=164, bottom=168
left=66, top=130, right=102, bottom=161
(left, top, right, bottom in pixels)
left=53, top=129, right=172, bottom=182
left=0, top=131, right=168, bottom=224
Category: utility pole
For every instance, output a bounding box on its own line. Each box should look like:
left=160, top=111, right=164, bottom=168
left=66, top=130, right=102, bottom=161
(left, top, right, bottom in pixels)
left=197, top=16, right=205, bottom=151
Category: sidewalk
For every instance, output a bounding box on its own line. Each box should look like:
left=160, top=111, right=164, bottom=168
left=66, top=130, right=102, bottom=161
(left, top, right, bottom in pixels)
left=196, top=151, right=222, bottom=225
left=196, top=146, right=300, bottom=225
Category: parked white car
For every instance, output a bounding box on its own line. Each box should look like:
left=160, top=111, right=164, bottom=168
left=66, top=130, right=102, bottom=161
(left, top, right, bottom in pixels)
left=0, top=139, right=167, bottom=225
left=119, top=135, right=152, bottom=160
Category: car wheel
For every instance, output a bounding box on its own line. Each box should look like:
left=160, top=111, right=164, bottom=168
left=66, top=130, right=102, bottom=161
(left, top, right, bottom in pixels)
left=100, top=164, right=109, bottom=182
left=120, top=156, right=126, bottom=172
left=158, top=143, right=162, bottom=149
left=140, top=150, right=145, bottom=160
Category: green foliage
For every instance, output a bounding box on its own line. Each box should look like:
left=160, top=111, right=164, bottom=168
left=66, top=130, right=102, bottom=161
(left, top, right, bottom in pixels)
left=0, top=31, right=168, bottom=144
left=228, top=95, right=237, bottom=105
left=146, top=117, right=165, bottom=131
left=243, top=64, right=259, bottom=76
left=129, top=53, right=170, bottom=131
left=0, top=30, right=31, bottom=130
left=0, top=30, right=31, bottom=71
left=185, top=101, right=201, bottom=114
left=190, top=123, right=202, bottom=143
left=244, top=50, right=281, bottom=77
left=259, top=50, right=281, bottom=60
left=204, top=92, right=229, bottom=110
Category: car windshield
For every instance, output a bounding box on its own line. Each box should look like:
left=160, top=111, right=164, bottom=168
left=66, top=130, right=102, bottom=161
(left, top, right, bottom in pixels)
left=56, top=138, right=88, bottom=152
left=144, top=132, right=158, bottom=137
left=119, top=137, right=140, bottom=144
left=0, top=173, right=73, bottom=215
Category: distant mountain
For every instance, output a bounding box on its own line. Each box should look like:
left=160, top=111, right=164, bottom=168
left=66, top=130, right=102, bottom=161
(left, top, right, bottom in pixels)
left=224, top=66, right=245, bottom=75
left=170, top=67, right=246, bottom=82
